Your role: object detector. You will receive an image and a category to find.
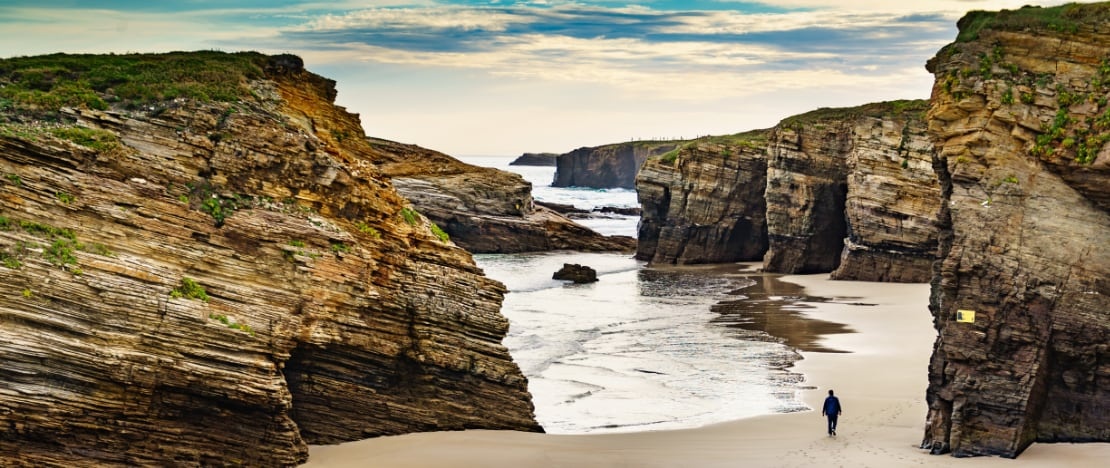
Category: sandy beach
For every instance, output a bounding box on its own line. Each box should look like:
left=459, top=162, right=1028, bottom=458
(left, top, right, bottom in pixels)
left=303, top=274, right=1109, bottom=467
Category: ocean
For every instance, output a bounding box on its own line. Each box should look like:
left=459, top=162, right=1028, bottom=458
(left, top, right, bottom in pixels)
left=460, top=156, right=808, bottom=434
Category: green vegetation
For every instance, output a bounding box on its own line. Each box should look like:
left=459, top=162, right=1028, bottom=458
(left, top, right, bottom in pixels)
left=1001, top=87, right=1014, bottom=105
left=355, top=221, right=381, bottom=238
left=183, top=182, right=255, bottom=227
left=6, top=174, right=21, bottom=186
left=170, top=277, right=209, bottom=302
left=21, top=288, right=32, bottom=299
left=430, top=223, right=450, bottom=243
left=657, top=130, right=769, bottom=164
left=43, top=238, right=78, bottom=266
left=83, top=242, right=114, bottom=256
left=0, top=51, right=269, bottom=116
left=50, top=126, right=121, bottom=152
left=954, top=3, right=1110, bottom=43
left=401, top=207, right=419, bottom=225
left=209, top=313, right=255, bottom=335
left=288, top=239, right=306, bottom=248
left=17, top=219, right=76, bottom=241
left=780, top=100, right=929, bottom=130
left=330, top=242, right=351, bottom=253
left=1, top=251, right=21, bottom=269
left=1003, top=175, right=1019, bottom=184
left=56, top=191, right=74, bottom=204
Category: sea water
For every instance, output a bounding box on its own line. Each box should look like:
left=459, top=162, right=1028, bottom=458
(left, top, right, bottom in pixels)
left=460, top=156, right=807, bottom=434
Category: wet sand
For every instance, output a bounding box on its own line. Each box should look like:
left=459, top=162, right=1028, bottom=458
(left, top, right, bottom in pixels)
left=302, top=274, right=1110, bottom=467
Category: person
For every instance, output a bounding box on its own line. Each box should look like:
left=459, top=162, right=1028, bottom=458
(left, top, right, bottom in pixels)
left=822, top=389, right=842, bottom=436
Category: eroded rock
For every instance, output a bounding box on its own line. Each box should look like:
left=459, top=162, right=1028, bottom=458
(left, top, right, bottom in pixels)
left=921, top=4, right=1110, bottom=458
left=0, top=52, right=540, bottom=466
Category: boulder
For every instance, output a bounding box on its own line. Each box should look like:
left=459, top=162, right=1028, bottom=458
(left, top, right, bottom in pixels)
left=552, top=263, right=599, bottom=283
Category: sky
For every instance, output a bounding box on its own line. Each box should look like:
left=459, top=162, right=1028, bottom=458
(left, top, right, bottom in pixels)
left=0, top=0, right=1072, bottom=156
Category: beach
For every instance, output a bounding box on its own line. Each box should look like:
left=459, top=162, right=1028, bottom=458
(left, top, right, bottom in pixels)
left=303, top=274, right=1109, bottom=467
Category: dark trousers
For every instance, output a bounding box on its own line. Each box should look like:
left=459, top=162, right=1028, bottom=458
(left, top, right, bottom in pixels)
left=826, top=415, right=838, bottom=434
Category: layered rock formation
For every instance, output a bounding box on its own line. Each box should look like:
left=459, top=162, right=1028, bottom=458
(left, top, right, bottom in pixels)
left=509, top=152, right=557, bottom=166
left=635, top=132, right=770, bottom=264
left=921, top=4, right=1110, bottom=458
left=761, top=103, right=940, bottom=280
left=635, top=103, right=939, bottom=282
left=0, top=52, right=540, bottom=467
left=554, top=140, right=682, bottom=189
left=763, top=101, right=938, bottom=280
left=367, top=138, right=635, bottom=254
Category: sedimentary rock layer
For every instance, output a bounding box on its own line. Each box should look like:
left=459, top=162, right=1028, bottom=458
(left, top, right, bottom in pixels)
left=635, top=104, right=939, bottom=283
left=0, top=52, right=540, bottom=467
left=763, top=102, right=939, bottom=281
left=921, top=4, right=1110, bottom=458
left=554, top=141, right=681, bottom=189
left=369, top=138, right=635, bottom=254
left=635, top=133, right=770, bottom=264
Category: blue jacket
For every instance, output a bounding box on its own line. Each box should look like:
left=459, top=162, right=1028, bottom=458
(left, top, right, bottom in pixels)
left=822, top=396, right=841, bottom=416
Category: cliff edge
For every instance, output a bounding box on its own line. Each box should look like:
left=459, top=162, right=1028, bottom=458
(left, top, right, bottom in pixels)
left=0, top=52, right=540, bottom=466
left=921, top=3, right=1110, bottom=457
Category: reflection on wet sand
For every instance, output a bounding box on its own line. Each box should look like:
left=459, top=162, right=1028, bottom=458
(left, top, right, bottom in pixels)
left=710, top=272, right=860, bottom=353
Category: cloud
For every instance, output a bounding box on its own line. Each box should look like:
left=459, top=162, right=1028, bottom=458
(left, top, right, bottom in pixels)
left=266, top=3, right=954, bottom=102
left=0, top=0, right=1071, bottom=153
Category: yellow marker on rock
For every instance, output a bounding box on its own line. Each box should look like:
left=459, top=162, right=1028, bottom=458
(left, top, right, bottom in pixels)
left=956, top=310, right=976, bottom=323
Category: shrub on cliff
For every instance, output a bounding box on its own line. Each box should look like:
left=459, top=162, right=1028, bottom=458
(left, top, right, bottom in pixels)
left=956, top=3, right=1110, bottom=42
left=0, top=51, right=268, bottom=117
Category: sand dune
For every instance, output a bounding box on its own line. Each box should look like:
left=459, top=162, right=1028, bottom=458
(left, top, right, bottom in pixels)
left=303, top=275, right=1109, bottom=467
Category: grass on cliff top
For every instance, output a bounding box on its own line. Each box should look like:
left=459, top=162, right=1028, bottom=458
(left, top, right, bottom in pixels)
left=0, top=51, right=270, bottom=116
left=656, top=129, right=769, bottom=163
left=956, top=3, right=1110, bottom=42
left=779, top=99, right=928, bottom=129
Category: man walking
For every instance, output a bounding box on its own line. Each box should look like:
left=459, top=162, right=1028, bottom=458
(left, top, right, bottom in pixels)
left=822, top=389, right=842, bottom=436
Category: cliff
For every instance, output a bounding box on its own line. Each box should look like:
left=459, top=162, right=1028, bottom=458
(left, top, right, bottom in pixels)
left=553, top=140, right=682, bottom=189
left=0, top=52, right=540, bottom=467
left=509, top=152, right=557, bottom=166
left=635, top=132, right=769, bottom=264
left=366, top=138, right=635, bottom=253
left=763, top=101, right=940, bottom=282
left=635, top=102, right=939, bottom=282
left=921, top=3, right=1110, bottom=458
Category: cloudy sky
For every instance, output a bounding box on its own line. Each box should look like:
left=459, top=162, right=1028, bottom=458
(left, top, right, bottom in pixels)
left=0, top=0, right=1069, bottom=156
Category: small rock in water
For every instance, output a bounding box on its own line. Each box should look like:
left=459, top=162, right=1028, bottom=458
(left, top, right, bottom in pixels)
left=552, top=263, right=598, bottom=283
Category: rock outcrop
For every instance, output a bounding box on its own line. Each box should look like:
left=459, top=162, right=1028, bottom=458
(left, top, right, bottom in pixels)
left=554, top=140, right=682, bottom=189
left=763, top=101, right=939, bottom=281
left=635, top=104, right=939, bottom=282
left=635, top=132, right=770, bottom=264
left=367, top=137, right=635, bottom=254
left=921, top=4, right=1110, bottom=458
left=509, top=152, right=558, bottom=166
left=552, top=263, right=598, bottom=283
left=0, top=52, right=540, bottom=467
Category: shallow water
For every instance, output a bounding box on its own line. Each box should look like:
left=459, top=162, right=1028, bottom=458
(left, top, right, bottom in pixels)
left=462, top=156, right=825, bottom=434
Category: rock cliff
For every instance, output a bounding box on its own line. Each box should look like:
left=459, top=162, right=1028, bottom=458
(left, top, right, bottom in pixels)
left=635, top=103, right=939, bottom=282
left=763, top=101, right=939, bottom=281
left=635, top=132, right=770, bottom=264
left=509, top=152, right=557, bottom=166
left=553, top=140, right=682, bottom=189
left=921, top=4, right=1110, bottom=458
left=0, top=52, right=540, bottom=467
left=366, top=138, right=635, bottom=254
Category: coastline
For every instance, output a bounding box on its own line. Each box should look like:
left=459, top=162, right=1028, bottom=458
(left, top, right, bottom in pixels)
left=303, top=274, right=1110, bottom=467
